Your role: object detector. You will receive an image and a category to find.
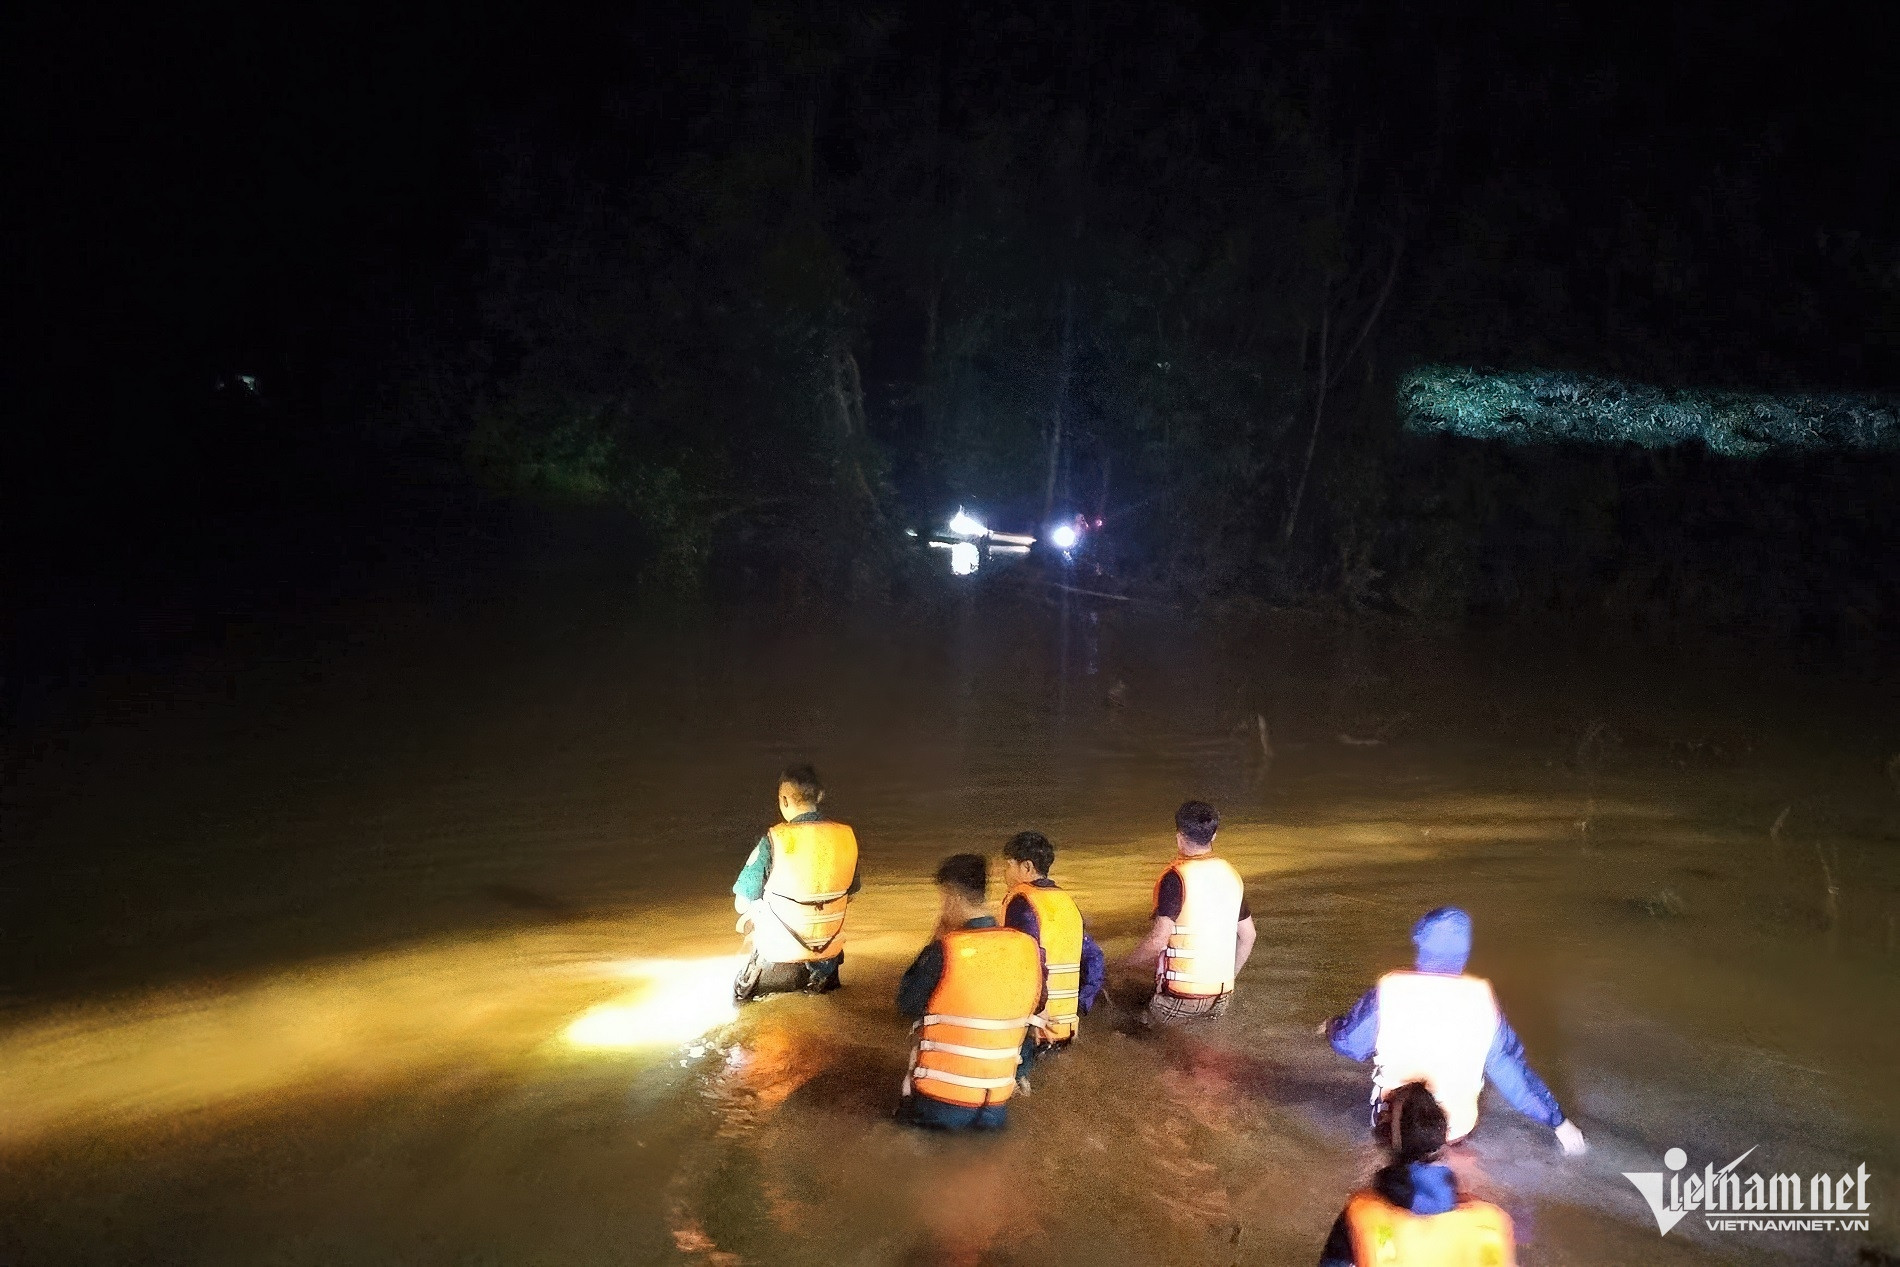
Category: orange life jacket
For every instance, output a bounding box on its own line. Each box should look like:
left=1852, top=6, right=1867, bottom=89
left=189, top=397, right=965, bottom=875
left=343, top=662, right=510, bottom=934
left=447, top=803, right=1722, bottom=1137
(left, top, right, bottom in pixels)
left=906, top=924, right=1043, bottom=1108
left=1371, top=972, right=1500, bottom=1142
left=1343, top=1190, right=1515, bottom=1267
left=1156, top=855, right=1244, bottom=998
left=1008, top=882, right=1084, bottom=1044
left=752, top=820, right=858, bottom=964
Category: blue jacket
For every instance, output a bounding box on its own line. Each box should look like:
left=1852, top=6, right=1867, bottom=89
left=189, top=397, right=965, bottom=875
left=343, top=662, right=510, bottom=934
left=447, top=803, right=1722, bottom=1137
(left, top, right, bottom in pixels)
left=1324, top=907, right=1565, bottom=1128
left=1002, top=878, right=1108, bottom=1016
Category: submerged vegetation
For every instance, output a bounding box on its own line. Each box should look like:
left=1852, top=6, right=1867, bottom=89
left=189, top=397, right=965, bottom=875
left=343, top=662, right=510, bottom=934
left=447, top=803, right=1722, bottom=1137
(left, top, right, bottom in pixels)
left=1401, top=369, right=1900, bottom=458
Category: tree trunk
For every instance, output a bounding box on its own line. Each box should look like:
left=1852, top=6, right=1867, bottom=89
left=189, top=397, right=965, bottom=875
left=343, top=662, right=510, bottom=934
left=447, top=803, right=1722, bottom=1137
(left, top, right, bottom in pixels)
left=1282, top=296, right=1329, bottom=545
left=1044, top=280, right=1076, bottom=523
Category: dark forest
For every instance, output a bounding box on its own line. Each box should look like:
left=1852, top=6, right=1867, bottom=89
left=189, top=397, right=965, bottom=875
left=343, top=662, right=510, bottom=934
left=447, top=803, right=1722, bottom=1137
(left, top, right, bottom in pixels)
left=11, top=0, right=1900, bottom=671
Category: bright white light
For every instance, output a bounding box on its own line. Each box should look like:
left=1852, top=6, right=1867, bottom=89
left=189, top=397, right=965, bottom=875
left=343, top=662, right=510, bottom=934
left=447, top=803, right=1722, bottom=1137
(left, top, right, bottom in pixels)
left=563, top=956, right=744, bottom=1051
left=949, top=541, right=980, bottom=575
left=947, top=508, right=988, bottom=538
left=1049, top=523, right=1079, bottom=550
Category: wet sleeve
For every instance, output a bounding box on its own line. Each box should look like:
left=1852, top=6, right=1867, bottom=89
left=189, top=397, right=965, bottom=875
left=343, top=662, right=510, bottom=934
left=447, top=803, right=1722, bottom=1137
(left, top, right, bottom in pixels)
left=1152, top=870, right=1183, bottom=920
left=1327, top=986, right=1380, bottom=1062
left=1079, top=933, right=1107, bottom=1013
left=1484, top=1017, right=1565, bottom=1127
left=1317, top=1210, right=1355, bottom=1267
left=1238, top=882, right=1250, bottom=921
left=1002, top=894, right=1041, bottom=941
left=732, top=837, right=771, bottom=902
left=896, top=941, right=944, bottom=1020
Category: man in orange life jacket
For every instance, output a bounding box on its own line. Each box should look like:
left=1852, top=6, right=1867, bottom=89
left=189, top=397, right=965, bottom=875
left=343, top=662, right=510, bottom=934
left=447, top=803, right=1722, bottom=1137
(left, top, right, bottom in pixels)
left=1317, top=1080, right=1518, bottom=1267
left=1323, top=907, right=1587, bottom=1155
left=1124, top=800, right=1256, bottom=1023
left=896, top=853, right=1044, bottom=1130
left=731, top=765, right=862, bottom=1003
left=1000, top=831, right=1106, bottom=1084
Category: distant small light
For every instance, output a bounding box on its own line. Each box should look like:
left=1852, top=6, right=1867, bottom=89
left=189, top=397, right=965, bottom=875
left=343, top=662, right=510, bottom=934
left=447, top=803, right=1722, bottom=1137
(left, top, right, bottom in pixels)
left=950, top=541, right=980, bottom=575
left=903, top=528, right=919, bottom=538
left=947, top=508, right=989, bottom=538
left=1049, top=524, right=1079, bottom=550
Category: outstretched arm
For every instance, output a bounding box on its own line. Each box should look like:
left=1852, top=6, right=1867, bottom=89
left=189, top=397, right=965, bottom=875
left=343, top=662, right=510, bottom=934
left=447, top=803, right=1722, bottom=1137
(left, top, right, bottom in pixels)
left=1486, top=1016, right=1588, bottom=1153
left=1324, top=986, right=1380, bottom=1061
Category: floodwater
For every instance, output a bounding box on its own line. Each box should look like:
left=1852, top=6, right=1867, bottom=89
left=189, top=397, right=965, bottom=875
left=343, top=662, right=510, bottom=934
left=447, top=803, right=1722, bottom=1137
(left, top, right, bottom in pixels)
left=2, top=571, right=1897, bottom=1265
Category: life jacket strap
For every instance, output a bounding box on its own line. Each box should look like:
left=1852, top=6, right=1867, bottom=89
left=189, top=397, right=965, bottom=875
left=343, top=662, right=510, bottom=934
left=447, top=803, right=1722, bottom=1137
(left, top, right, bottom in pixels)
left=1045, top=988, right=1080, bottom=1000
left=922, top=1013, right=1034, bottom=1031
left=911, top=1067, right=1019, bottom=1091
left=769, top=889, right=851, bottom=907
left=1045, top=961, right=1081, bottom=973
left=917, top=1039, right=1023, bottom=1062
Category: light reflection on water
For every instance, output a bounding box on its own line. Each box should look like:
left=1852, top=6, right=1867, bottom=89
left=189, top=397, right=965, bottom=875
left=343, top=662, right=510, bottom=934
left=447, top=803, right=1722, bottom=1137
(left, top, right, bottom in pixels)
left=1, top=593, right=1896, bottom=1263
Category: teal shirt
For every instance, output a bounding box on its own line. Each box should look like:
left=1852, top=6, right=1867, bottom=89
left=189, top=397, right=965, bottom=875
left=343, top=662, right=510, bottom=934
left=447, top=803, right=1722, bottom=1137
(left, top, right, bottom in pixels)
left=732, top=810, right=863, bottom=902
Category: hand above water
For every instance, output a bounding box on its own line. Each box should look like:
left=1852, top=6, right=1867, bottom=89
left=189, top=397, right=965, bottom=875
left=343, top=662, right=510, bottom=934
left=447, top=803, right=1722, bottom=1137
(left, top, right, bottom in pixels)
left=1554, top=1119, right=1588, bottom=1156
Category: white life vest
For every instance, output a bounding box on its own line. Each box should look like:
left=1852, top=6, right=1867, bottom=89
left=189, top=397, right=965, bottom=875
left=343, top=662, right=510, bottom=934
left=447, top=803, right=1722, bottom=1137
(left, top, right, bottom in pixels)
left=1372, top=971, right=1500, bottom=1142
left=1156, top=856, right=1244, bottom=999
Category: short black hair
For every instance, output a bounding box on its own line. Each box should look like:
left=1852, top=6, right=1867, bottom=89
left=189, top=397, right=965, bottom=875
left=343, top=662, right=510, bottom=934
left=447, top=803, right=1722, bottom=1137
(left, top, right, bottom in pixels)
left=1369, top=1083, right=1451, bottom=1211
left=779, top=764, right=823, bottom=805
left=1377, top=1081, right=1449, bottom=1163
left=934, top=853, right=988, bottom=902
left=1002, top=831, right=1056, bottom=877
left=1175, top=800, right=1219, bottom=846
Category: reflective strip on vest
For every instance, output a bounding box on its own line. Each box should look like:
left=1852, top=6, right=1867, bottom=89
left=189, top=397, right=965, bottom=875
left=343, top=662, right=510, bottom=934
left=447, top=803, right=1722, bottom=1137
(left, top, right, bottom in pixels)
left=919, top=1038, right=1026, bottom=1062
left=908, top=926, right=1043, bottom=1109
left=753, top=820, right=858, bottom=963
left=1156, top=857, right=1244, bottom=998
left=1372, top=972, right=1500, bottom=1143
left=1008, top=882, right=1086, bottom=1042
left=1343, top=1191, right=1516, bottom=1267
left=913, top=1067, right=1018, bottom=1091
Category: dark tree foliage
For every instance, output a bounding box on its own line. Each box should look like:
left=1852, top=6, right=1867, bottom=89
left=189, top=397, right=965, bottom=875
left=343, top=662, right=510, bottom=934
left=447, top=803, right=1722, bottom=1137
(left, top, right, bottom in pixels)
left=377, top=0, right=1897, bottom=632
left=25, top=0, right=1893, bottom=642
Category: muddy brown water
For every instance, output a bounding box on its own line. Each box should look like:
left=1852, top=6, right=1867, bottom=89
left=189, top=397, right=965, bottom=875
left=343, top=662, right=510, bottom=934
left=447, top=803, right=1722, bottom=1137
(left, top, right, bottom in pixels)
left=2, top=583, right=1896, bottom=1265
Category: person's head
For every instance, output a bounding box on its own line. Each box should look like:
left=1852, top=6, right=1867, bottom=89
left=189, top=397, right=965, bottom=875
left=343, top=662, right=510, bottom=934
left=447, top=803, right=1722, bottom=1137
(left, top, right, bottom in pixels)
left=1174, top=800, right=1219, bottom=854
left=777, top=764, right=824, bottom=820
left=1410, top=906, right=1473, bottom=975
left=1001, top=830, right=1056, bottom=887
left=934, top=853, right=989, bottom=920
left=1375, top=1081, right=1449, bottom=1165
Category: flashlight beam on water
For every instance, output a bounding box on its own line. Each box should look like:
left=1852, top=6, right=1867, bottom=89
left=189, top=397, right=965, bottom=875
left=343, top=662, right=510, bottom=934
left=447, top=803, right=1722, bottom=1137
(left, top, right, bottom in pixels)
left=562, top=956, right=746, bottom=1051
